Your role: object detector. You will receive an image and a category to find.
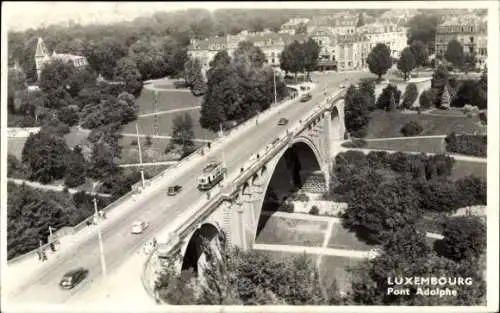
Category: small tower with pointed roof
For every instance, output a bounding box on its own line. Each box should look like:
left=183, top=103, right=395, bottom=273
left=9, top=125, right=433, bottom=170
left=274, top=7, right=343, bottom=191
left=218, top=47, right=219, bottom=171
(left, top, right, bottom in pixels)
left=35, top=37, right=49, bottom=81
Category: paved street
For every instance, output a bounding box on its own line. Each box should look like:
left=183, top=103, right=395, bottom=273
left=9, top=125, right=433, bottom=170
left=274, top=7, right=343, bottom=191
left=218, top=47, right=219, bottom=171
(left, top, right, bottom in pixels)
left=7, top=71, right=369, bottom=305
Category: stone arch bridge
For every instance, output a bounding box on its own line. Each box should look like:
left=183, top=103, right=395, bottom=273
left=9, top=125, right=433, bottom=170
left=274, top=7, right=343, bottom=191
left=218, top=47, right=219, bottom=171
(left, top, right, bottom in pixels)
left=157, top=92, right=346, bottom=275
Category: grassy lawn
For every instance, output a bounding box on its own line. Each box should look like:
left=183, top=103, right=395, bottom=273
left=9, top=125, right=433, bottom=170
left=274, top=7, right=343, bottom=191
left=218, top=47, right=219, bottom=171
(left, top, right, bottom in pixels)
left=118, top=136, right=178, bottom=165
left=364, top=137, right=445, bottom=153
left=122, top=110, right=217, bottom=140
left=7, top=137, right=27, bottom=159
left=327, top=222, right=374, bottom=251
left=122, top=164, right=172, bottom=178
left=137, top=88, right=202, bottom=114
left=255, top=215, right=327, bottom=247
left=366, top=111, right=484, bottom=139
left=451, top=160, right=487, bottom=180
left=318, top=255, right=361, bottom=292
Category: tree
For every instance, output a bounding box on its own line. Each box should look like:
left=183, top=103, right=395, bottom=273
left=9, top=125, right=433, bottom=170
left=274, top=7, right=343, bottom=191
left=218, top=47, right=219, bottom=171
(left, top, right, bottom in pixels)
left=344, top=86, right=371, bottom=138
left=406, top=14, right=441, bottom=53
left=184, top=57, right=206, bottom=96
left=342, top=175, right=422, bottom=244
left=129, top=39, right=168, bottom=80
left=21, top=131, right=72, bottom=183
left=7, top=183, right=71, bottom=259
left=400, top=120, right=423, bottom=136
left=397, top=47, right=416, bottom=80
left=233, top=41, right=267, bottom=69
left=64, top=145, right=87, bottom=188
left=401, top=82, right=418, bottom=109
left=376, top=84, right=401, bottom=111
left=455, top=176, right=487, bottom=207
left=302, top=38, right=320, bottom=78
left=86, top=37, right=128, bottom=79
left=280, top=40, right=304, bottom=80
left=444, top=39, right=465, bottom=70
left=409, top=40, right=428, bottom=68
left=114, top=57, right=143, bottom=96
left=366, top=43, right=392, bottom=80
left=8, top=67, right=27, bottom=113
left=172, top=113, right=195, bottom=154
left=39, top=59, right=77, bottom=95
left=358, top=78, right=376, bottom=111
left=439, top=216, right=486, bottom=262
left=87, top=143, right=120, bottom=180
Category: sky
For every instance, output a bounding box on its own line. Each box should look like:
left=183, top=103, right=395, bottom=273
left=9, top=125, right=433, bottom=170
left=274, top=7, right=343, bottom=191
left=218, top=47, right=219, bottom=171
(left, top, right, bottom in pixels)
left=2, top=1, right=494, bottom=32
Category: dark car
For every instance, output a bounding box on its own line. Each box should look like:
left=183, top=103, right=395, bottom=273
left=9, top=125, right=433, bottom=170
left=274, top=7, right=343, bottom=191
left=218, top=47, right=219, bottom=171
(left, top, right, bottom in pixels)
left=59, top=267, right=88, bottom=289
left=300, top=93, right=312, bottom=102
left=278, top=118, right=289, bottom=126
left=167, top=185, right=183, bottom=196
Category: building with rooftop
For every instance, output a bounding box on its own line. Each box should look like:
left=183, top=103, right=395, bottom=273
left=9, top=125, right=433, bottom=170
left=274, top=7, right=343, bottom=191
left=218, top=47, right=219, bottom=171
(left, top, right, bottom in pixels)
left=435, top=15, right=487, bottom=68
left=279, top=18, right=310, bottom=35
left=187, top=31, right=307, bottom=75
left=310, top=27, right=370, bottom=71
left=357, top=23, right=407, bottom=58
left=35, top=37, right=88, bottom=80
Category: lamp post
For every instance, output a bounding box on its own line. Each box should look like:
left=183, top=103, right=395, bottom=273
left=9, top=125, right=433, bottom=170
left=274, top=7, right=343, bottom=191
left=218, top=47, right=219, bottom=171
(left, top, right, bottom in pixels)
left=135, top=123, right=146, bottom=188
left=273, top=69, right=277, bottom=106
left=93, top=197, right=107, bottom=276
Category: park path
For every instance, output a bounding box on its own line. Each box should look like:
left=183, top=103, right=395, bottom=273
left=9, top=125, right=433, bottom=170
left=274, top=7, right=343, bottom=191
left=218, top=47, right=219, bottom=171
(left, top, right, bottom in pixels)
left=7, top=178, right=111, bottom=197
left=120, top=133, right=212, bottom=143
left=344, top=147, right=487, bottom=163
left=138, top=106, right=201, bottom=118
left=363, top=135, right=446, bottom=141
left=253, top=243, right=371, bottom=259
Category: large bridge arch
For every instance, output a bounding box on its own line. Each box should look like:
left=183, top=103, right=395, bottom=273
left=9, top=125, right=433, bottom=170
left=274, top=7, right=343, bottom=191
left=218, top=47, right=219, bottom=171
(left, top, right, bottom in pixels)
left=252, top=139, right=324, bottom=242
left=181, top=222, right=221, bottom=275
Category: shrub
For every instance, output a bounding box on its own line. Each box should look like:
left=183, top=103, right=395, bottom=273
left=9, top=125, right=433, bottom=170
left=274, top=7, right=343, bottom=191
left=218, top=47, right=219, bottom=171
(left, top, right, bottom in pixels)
left=401, top=83, right=419, bottom=109
left=400, top=121, right=423, bottom=136
left=145, top=135, right=153, bottom=146
left=130, top=139, right=138, bottom=146
left=280, top=202, right=295, bottom=213
left=419, top=89, right=434, bottom=109
left=341, top=138, right=367, bottom=148
left=445, top=133, right=487, bottom=157
left=438, top=216, right=486, bottom=262
left=293, top=193, right=310, bottom=202
left=376, top=84, right=401, bottom=111
left=479, top=112, right=487, bottom=125
left=309, top=205, right=320, bottom=215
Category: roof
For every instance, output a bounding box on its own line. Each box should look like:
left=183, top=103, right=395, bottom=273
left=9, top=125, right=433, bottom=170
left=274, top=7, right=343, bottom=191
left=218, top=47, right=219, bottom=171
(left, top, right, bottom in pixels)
left=337, top=34, right=369, bottom=44
left=203, top=161, right=221, bottom=173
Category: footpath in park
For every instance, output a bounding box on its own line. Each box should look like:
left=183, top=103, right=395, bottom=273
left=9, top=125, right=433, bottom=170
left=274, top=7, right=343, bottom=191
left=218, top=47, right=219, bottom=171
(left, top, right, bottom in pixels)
left=6, top=178, right=111, bottom=198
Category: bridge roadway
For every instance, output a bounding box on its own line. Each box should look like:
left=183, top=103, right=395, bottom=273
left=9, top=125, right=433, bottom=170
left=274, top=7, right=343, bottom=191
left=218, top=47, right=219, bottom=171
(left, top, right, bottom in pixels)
left=8, top=71, right=369, bottom=305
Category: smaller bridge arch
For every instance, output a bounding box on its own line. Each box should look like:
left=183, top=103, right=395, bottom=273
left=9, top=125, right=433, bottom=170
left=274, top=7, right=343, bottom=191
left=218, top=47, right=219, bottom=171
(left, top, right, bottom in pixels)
left=181, top=222, right=221, bottom=275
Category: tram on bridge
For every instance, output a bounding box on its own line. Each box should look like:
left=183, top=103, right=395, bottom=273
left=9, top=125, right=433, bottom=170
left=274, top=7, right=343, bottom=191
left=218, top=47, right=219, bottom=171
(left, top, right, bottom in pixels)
left=197, top=161, right=227, bottom=191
